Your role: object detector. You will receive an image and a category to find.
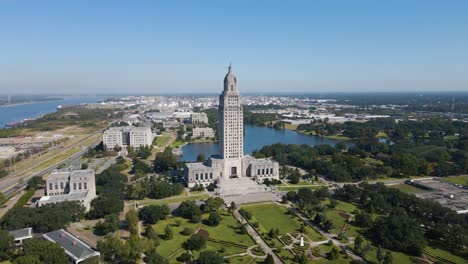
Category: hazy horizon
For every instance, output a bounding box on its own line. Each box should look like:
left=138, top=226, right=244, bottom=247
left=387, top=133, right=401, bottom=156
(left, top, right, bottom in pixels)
left=1, top=0, right=468, bottom=94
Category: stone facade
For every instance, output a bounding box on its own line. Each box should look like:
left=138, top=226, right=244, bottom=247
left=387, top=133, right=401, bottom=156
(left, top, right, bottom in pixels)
left=37, top=169, right=96, bottom=211
left=185, top=65, right=279, bottom=188
left=192, top=127, right=215, bottom=139
left=190, top=112, right=209, bottom=124
left=103, top=126, right=153, bottom=150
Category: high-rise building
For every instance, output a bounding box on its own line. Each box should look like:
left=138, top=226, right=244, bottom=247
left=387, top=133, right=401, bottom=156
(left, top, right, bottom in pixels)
left=218, top=64, right=244, bottom=177
left=185, top=65, right=279, bottom=189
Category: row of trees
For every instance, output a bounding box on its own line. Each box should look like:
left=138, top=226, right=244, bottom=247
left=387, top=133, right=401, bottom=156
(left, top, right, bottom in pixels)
left=334, top=183, right=468, bottom=256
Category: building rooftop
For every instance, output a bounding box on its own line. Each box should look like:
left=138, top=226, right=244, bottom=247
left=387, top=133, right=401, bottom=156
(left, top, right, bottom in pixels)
left=185, top=162, right=211, bottom=170
left=39, top=191, right=88, bottom=202
left=43, top=229, right=99, bottom=262
left=47, top=171, right=70, bottom=181
left=8, top=227, right=33, bottom=240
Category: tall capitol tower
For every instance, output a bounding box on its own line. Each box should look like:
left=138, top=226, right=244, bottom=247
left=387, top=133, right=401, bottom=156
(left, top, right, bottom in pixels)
left=218, top=64, right=243, bottom=178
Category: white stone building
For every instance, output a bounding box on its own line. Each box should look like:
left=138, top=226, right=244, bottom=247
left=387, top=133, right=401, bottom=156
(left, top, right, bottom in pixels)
left=192, top=127, right=215, bottom=139
left=185, top=65, right=279, bottom=188
left=37, top=169, right=96, bottom=211
left=103, top=126, right=153, bottom=150
left=190, top=112, right=209, bottom=124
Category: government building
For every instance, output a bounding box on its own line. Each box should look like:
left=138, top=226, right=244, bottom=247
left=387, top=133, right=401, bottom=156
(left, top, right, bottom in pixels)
left=103, top=126, right=153, bottom=150
left=185, top=65, right=279, bottom=190
left=37, top=169, right=96, bottom=211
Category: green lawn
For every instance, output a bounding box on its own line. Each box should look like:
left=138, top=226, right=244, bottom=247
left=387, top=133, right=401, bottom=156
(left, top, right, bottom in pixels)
left=389, top=183, right=428, bottom=193
left=325, top=135, right=351, bottom=141
left=136, top=194, right=209, bottom=206
left=442, top=175, right=468, bottom=186
left=424, top=244, right=467, bottom=264
left=443, top=135, right=459, bottom=140
left=243, top=203, right=324, bottom=243
left=154, top=134, right=172, bottom=147
left=170, top=140, right=186, bottom=148
left=375, top=132, right=388, bottom=138
left=363, top=245, right=412, bottom=264
left=152, top=212, right=255, bottom=262
left=278, top=185, right=323, bottom=191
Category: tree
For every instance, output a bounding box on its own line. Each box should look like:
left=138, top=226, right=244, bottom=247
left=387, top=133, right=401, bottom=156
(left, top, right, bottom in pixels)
left=355, top=212, right=373, bottom=228
left=196, top=153, right=205, bottom=162
left=183, top=234, right=206, bottom=251
left=23, top=238, right=68, bottom=264
left=164, top=225, right=173, bottom=240
left=383, top=250, right=393, bottom=264
left=145, top=225, right=159, bottom=241
left=81, top=163, right=89, bottom=169
left=139, top=204, right=171, bottom=224
left=145, top=248, right=168, bottom=264
left=196, top=250, right=224, bottom=264
left=89, top=196, right=124, bottom=219
left=94, top=214, right=120, bottom=235
left=12, top=255, right=42, bottom=264
left=177, top=201, right=202, bottom=222
left=125, top=209, right=139, bottom=236
left=206, top=211, right=221, bottom=226
left=354, top=235, right=364, bottom=254
left=328, top=246, right=340, bottom=260
left=264, top=254, right=274, bottom=264
left=0, top=230, right=14, bottom=261
left=377, top=246, right=384, bottom=264
left=367, top=213, right=426, bottom=256
left=202, top=197, right=224, bottom=212
left=181, top=227, right=193, bottom=236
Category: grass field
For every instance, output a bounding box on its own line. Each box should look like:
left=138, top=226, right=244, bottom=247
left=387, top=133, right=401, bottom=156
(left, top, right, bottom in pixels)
left=278, top=185, right=323, bottom=191
left=389, top=183, right=428, bottom=193
left=243, top=203, right=325, bottom=242
left=442, top=175, right=468, bottom=186
left=136, top=194, right=209, bottom=206
left=152, top=212, right=255, bottom=262
left=154, top=134, right=172, bottom=147
left=424, top=244, right=467, bottom=264
left=325, top=135, right=351, bottom=141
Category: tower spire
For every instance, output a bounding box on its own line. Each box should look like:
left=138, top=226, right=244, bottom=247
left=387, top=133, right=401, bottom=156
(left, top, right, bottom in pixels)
left=228, top=62, right=232, bottom=73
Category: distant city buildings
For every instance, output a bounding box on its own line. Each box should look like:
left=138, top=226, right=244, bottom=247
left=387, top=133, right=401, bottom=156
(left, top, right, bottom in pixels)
left=192, top=127, right=214, bottom=139
left=190, top=112, right=209, bottom=125
left=37, top=169, right=96, bottom=211
left=103, top=126, right=153, bottom=150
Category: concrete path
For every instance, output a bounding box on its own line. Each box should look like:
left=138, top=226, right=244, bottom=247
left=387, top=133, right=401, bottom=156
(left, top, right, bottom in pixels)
left=233, top=209, right=283, bottom=264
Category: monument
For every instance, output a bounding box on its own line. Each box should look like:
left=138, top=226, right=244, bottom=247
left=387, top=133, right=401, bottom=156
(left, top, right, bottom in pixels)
left=184, top=65, right=279, bottom=201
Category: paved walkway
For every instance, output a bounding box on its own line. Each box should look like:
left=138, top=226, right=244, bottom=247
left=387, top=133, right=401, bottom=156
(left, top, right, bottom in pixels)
left=233, top=209, right=283, bottom=264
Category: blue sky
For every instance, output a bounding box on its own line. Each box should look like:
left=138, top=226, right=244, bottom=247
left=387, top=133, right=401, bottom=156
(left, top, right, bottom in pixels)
left=1, top=0, right=467, bottom=94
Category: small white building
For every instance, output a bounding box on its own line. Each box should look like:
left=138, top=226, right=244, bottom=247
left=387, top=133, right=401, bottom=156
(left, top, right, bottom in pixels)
left=190, top=112, right=209, bottom=124
left=37, top=169, right=96, bottom=211
left=192, top=127, right=215, bottom=139
left=8, top=227, right=33, bottom=246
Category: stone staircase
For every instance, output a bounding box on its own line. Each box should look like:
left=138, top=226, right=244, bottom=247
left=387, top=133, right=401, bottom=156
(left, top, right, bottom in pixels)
left=216, top=177, right=276, bottom=204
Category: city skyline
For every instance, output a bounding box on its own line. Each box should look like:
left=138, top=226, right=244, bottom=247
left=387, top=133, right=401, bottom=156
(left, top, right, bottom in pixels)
left=1, top=0, right=468, bottom=94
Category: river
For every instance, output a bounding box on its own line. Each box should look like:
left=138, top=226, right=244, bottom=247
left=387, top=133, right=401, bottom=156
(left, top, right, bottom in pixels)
left=179, top=124, right=344, bottom=162
left=0, top=97, right=100, bottom=128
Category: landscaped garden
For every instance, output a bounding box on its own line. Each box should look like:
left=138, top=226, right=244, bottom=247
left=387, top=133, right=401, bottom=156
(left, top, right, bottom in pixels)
left=150, top=210, right=256, bottom=263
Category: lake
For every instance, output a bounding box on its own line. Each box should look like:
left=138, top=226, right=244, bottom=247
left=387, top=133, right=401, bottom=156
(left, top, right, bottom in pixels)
left=0, top=97, right=100, bottom=128
left=179, top=124, right=344, bottom=162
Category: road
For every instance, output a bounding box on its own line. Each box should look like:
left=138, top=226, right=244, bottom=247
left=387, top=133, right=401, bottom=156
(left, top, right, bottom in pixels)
left=0, top=129, right=103, bottom=197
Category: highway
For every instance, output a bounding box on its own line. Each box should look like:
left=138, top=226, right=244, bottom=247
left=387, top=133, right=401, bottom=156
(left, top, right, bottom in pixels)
left=0, top=129, right=103, bottom=197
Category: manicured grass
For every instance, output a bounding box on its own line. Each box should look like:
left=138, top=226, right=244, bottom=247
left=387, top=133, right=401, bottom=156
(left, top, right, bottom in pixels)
left=136, top=194, right=209, bottom=206
left=442, top=175, right=468, bottom=186
left=325, top=135, right=351, bottom=141
left=375, top=132, right=388, bottom=138
left=152, top=212, right=255, bottom=261
left=363, top=157, right=384, bottom=165
left=227, top=255, right=258, bottom=264
left=363, top=245, right=412, bottom=264
left=244, top=203, right=300, bottom=235
left=425, top=244, right=467, bottom=264
left=154, top=134, right=172, bottom=147
left=170, top=140, right=186, bottom=148
left=443, top=135, right=459, bottom=140
left=243, top=203, right=324, bottom=242
left=321, top=200, right=360, bottom=237
left=389, top=183, right=428, bottom=193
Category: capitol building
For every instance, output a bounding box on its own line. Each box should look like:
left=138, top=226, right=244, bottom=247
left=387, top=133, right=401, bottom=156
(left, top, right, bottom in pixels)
left=185, top=65, right=279, bottom=195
